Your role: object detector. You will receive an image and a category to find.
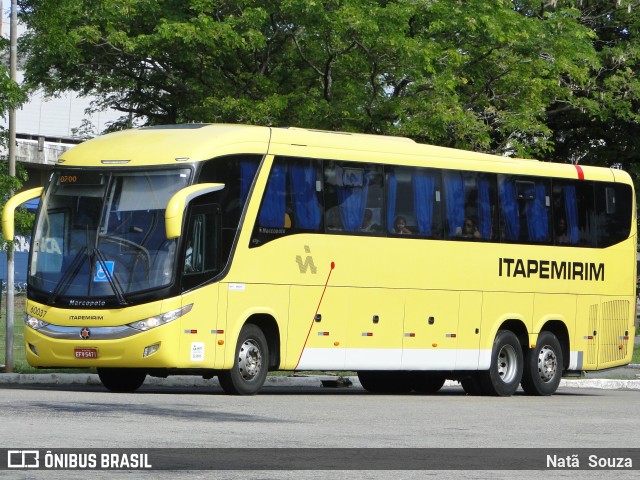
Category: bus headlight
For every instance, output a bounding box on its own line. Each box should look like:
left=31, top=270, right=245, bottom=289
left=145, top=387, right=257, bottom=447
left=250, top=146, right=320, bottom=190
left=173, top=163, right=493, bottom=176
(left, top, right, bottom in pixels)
left=127, top=304, right=193, bottom=332
left=25, top=314, right=49, bottom=330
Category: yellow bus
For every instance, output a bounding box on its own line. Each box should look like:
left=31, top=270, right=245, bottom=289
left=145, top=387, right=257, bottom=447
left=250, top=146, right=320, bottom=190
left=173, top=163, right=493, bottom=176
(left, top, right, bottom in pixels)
left=3, top=124, right=636, bottom=396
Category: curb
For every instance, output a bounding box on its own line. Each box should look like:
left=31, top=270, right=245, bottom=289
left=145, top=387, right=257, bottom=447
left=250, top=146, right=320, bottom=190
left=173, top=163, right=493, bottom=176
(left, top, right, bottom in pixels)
left=0, top=373, right=639, bottom=391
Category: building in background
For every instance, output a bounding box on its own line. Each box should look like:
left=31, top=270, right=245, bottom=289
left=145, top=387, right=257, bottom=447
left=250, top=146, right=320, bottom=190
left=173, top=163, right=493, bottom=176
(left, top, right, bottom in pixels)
left=0, top=9, right=122, bottom=283
left=0, top=10, right=122, bottom=189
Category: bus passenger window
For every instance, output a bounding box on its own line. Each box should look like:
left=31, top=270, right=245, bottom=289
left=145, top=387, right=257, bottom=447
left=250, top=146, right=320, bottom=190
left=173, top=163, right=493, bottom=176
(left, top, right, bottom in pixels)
left=324, top=161, right=382, bottom=234
left=386, top=166, right=442, bottom=238
left=499, top=176, right=550, bottom=244
left=251, top=156, right=323, bottom=246
left=446, top=172, right=497, bottom=241
left=595, top=183, right=632, bottom=247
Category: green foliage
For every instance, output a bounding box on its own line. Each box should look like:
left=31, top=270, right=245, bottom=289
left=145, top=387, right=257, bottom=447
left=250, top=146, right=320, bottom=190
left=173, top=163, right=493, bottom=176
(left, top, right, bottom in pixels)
left=0, top=38, right=31, bottom=246
left=13, top=0, right=640, bottom=167
left=0, top=158, right=34, bottom=246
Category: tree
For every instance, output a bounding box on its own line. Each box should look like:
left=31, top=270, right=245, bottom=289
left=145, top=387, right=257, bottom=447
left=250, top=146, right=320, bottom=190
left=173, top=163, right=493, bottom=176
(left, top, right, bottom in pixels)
left=0, top=35, right=31, bottom=244
left=14, top=0, right=636, bottom=165
left=543, top=0, right=640, bottom=168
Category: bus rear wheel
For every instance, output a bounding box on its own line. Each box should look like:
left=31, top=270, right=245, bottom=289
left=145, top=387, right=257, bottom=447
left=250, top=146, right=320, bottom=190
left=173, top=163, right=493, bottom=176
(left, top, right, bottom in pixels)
left=521, top=331, right=563, bottom=396
left=218, top=324, right=269, bottom=395
left=97, top=368, right=146, bottom=393
left=479, top=330, right=523, bottom=396
left=357, top=371, right=412, bottom=394
left=460, top=375, right=485, bottom=395
left=410, top=373, right=446, bottom=394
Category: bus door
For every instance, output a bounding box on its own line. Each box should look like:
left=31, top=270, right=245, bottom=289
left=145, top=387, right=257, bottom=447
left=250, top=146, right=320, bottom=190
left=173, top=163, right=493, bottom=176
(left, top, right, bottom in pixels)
left=179, top=203, right=224, bottom=368
left=402, top=290, right=460, bottom=370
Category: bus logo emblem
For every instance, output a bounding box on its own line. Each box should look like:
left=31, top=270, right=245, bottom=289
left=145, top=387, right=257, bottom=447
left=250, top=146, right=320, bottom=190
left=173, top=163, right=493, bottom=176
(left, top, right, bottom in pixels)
left=80, top=328, right=91, bottom=339
left=296, top=246, right=317, bottom=274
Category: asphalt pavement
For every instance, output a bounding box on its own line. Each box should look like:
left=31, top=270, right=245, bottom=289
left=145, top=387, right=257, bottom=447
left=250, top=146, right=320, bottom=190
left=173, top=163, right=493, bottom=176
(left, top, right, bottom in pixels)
left=0, top=365, right=639, bottom=391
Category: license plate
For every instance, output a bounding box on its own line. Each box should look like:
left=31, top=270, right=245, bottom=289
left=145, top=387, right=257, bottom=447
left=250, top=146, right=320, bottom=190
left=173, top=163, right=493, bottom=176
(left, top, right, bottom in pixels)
left=74, top=348, right=98, bottom=359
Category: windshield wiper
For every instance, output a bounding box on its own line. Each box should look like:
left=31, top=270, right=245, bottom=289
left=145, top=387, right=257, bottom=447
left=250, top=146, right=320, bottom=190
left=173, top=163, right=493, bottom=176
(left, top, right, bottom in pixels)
left=93, top=247, right=128, bottom=306
left=47, top=246, right=88, bottom=304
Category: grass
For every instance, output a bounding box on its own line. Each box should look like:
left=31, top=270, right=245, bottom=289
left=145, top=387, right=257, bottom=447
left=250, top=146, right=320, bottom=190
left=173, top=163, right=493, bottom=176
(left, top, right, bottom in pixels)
left=0, top=294, right=94, bottom=374
left=2, top=293, right=640, bottom=373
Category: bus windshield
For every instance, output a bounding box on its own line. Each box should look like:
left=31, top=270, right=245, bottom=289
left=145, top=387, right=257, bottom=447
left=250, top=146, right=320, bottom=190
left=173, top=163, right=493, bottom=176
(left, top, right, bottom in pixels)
left=29, top=169, right=191, bottom=302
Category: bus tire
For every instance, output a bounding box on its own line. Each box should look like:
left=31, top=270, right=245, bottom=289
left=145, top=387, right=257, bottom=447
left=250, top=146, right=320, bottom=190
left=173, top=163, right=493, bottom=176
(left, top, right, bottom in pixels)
left=411, top=373, right=446, bottom=394
left=521, top=331, right=563, bottom=396
left=357, top=371, right=412, bottom=394
left=460, top=375, right=485, bottom=395
left=479, top=330, right=523, bottom=396
left=218, top=324, right=269, bottom=395
left=97, top=368, right=146, bottom=393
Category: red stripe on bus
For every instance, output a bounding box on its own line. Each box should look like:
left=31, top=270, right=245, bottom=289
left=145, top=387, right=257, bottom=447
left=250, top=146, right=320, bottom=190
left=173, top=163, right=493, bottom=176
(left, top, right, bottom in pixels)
left=296, top=262, right=336, bottom=369
left=574, top=164, right=584, bottom=180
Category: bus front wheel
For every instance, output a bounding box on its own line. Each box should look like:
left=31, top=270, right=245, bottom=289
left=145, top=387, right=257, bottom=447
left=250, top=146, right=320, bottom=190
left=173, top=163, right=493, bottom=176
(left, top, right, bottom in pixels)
left=520, top=331, right=563, bottom=396
left=97, top=368, right=146, bottom=393
left=479, top=330, right=523, bottom=396
left=218, top=324, right=269, bottom=395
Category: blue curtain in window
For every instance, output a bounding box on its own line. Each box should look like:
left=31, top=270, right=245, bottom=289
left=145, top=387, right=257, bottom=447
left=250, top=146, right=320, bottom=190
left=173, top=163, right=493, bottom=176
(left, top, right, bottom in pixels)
left=477, top=178, right=491, bottom=239
left=413, top=172, right=435, bottom=236
left=258, top=163, right=287, bottom=228
left=338, top=175, right=369, bottom=232
left=563, top=185, right=579, bottom=244
left=240, top=161, right=259, bottom=204
left=525, top=182, right=549, bottom=242
left=444, top=172, right=465, bottom=237
left=289, top=164, right=321, bottom=229
left=386, top=172, right=397, bottom=233
left=499, top=179, right=519, bottom=241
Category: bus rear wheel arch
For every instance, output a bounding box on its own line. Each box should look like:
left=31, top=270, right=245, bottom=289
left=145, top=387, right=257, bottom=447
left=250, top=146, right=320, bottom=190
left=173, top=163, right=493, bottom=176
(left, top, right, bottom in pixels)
left=521, top=331, right=563, bottom=396
left=218, top=323, right=269, bottom=395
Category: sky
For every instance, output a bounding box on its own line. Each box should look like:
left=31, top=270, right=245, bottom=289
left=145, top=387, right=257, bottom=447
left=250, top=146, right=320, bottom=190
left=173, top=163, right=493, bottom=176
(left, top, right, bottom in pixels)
left=0, top=9, right=122, bottom=139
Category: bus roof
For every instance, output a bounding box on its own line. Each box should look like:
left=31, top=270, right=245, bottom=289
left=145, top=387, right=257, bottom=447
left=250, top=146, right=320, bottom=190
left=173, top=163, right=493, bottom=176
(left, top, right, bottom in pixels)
left=57, top=124, right=631, bottom=184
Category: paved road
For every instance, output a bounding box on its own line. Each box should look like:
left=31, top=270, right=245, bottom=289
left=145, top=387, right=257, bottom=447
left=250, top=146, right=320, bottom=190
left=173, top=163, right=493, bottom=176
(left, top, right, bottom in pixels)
left=1, top=370, right=639, bottom=479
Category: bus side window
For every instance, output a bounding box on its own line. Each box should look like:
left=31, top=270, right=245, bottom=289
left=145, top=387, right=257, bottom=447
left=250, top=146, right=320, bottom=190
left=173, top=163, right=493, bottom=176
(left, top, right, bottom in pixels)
left=325, top=161, right=381, bottom=234
left=251, top=156, right=322, bottom=246
left=552, top=180, right=595, bottom=246
left=184, top=215, right=204, bottom=274
left=499, top=176, right=550, bottom=244
left=595, top=183, right=633, bottom=247
left=443, top=171, right=465, bottom=239
left=182, top=204, right=221, bottom=291
left=517, top=179, right=551, bottom=244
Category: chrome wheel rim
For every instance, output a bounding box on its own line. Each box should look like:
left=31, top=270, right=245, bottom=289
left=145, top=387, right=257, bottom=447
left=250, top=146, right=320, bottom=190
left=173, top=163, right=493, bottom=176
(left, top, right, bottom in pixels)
left=497, top=344, right=518, bottom=383
left=237, top=339, right=262, bottom=381
left=537, top=345, right=558, bottom=383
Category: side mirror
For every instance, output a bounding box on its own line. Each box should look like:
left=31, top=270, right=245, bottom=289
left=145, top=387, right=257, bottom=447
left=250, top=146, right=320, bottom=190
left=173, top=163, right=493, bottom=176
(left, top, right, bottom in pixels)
left=2, top=187, right=44, bottom=241
left=165, top=183, right=225, bottom=239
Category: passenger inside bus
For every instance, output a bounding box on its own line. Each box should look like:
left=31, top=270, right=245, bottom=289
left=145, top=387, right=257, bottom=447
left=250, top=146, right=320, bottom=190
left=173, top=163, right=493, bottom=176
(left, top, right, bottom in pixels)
left=555, top=218, right=569, bottom=244
left=360, top=209, right=381, bottom=232
left=392, top=216, right=412, bottom=234
left=457, top=217, right=481, bottom=239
